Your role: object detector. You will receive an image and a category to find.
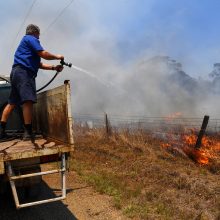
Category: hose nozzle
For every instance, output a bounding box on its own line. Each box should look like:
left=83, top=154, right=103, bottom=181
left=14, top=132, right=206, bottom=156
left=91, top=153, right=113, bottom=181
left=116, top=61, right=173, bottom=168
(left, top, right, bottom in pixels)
left=60, top=59, right=72, bottom=68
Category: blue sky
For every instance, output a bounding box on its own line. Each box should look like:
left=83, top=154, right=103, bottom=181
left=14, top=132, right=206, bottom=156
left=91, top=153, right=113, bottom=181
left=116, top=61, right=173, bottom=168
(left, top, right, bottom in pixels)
left=0, top=0, right=220, bottom=78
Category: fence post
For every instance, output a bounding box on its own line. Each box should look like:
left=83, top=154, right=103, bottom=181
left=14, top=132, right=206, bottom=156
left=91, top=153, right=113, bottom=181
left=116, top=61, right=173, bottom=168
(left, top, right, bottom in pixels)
left=104, top=113, right=111, bottom=136
left=195, top=115, right=209, bottom=149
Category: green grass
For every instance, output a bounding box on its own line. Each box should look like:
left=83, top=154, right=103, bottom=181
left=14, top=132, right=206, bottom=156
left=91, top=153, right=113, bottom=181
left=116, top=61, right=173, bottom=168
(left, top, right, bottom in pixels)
left=72, top=166, right=124, bottom=209
left=123, top=204, right=149, bottom=218
left=155, top=202, right=173, bottom=220
left=84, top=173, right=120, bottom=196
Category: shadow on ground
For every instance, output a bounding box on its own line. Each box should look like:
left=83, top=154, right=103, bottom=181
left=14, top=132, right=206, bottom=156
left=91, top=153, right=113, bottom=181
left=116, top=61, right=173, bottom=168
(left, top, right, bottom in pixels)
left=0, top=181, right=77, bottom=220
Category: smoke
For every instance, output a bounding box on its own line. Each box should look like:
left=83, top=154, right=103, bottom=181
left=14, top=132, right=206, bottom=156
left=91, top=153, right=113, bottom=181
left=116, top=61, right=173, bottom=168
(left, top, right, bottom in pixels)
left=1, top=0, right=220, bottom=118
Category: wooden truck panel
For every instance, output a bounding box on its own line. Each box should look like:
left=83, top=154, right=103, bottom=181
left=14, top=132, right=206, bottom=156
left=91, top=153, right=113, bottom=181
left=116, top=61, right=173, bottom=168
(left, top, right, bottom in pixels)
left=0, top=81, right=74, bottom=174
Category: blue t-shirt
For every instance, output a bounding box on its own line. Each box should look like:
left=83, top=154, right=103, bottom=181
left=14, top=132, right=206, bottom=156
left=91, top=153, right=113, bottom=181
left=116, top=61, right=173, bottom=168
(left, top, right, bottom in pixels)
left=13, top=35, right=44, bottom=76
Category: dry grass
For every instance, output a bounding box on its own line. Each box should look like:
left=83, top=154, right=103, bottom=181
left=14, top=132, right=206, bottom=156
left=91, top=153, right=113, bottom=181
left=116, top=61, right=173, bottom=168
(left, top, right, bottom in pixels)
left=70, top=127, right=220, bottom=220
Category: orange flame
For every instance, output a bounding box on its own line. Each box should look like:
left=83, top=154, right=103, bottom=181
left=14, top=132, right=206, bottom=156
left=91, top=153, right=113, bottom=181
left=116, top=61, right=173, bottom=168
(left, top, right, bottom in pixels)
left=182, top=133, right=197, bottom=146
left=183, top=147, right=209, bottom=165
left=161, top=131, right=220, bottom=165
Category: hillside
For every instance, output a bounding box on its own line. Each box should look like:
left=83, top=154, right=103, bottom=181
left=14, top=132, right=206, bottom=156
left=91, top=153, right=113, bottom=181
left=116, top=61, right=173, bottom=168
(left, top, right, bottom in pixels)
left=71, top=127, right=220, bottom=220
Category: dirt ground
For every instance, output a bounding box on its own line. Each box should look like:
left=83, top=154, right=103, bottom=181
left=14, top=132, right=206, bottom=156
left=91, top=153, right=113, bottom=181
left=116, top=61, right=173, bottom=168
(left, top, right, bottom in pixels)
left=44, top=169, right=128, bottom=220
left=0, top=168, right=127, bottom=220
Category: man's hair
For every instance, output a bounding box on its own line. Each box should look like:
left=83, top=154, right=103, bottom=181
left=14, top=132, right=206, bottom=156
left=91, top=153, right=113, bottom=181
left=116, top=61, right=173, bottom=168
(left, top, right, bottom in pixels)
left=26, top=24, right=40, bottom=35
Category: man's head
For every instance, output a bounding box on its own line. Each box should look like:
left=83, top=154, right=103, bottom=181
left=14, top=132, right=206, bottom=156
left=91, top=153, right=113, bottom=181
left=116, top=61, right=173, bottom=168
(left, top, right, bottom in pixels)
left=26, top=24, right=40, bottom=38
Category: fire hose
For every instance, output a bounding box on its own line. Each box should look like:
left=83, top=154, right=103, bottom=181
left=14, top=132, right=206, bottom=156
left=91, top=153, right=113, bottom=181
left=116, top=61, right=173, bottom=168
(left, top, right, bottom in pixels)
left=0, top=59, right=72, bottom=140
left=0, top=59, right=72, bottom=92
left=36, top=59, right=72, bottom=93
left=0, top=59, right=72, bottom=142
left=0, top=76, right=10, bottom=83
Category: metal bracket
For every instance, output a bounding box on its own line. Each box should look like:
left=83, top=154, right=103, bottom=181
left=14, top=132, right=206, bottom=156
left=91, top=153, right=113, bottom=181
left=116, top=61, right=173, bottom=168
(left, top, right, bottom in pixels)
left=6, top=153, right=66, bottom=209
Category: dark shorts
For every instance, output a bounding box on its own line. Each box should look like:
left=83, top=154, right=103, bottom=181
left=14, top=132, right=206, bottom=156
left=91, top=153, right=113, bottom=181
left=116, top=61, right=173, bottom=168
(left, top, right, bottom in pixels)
left=8, top=65, right=37, bottom=105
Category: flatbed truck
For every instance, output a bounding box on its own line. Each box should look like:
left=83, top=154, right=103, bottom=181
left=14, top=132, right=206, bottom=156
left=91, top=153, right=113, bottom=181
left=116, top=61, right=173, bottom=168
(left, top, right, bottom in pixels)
left=0, top=79, right=74, bottom=209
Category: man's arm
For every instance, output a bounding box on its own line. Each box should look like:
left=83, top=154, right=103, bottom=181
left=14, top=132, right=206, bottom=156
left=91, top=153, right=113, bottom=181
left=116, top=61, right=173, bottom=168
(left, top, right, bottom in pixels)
left=39, top=63, right=63, bottom=72
left=38, top=50, right=64, bottom=60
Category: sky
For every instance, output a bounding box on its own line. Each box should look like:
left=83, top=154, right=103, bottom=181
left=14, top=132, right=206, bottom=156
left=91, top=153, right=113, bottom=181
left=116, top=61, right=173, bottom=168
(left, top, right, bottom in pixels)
left=1, top=0, right=220, bottom=77
left=1, top=0, right=220, bottom=117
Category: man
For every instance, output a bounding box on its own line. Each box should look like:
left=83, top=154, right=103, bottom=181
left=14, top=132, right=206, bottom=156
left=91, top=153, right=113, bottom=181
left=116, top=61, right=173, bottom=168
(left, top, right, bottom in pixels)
left=0, top=24, right=64, bottom=140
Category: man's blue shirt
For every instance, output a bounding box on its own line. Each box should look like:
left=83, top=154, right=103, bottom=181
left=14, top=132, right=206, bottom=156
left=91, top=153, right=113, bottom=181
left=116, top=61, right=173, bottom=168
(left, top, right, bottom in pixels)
left=13, top=35, right=44, bottom=77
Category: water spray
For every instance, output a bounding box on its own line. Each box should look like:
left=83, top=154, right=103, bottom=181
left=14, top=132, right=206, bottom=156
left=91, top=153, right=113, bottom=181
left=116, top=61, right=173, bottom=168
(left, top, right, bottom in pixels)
left=71, top=64, right=111, bottom=87
left=70, top=64, right=126, bottom=94
left=37, top=59, right=126, bottom=94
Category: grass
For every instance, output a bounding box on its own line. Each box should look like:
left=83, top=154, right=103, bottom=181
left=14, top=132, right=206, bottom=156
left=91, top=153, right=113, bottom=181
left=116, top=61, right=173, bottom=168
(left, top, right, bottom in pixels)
left=123, top=204, right=149, bottom=218
left=71, top=127, right=220, bottom=219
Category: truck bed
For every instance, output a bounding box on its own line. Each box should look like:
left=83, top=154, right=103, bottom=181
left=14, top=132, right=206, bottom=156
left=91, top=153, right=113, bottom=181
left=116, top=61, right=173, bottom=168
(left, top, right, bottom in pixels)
left=0, top=138, right=73, bottom=174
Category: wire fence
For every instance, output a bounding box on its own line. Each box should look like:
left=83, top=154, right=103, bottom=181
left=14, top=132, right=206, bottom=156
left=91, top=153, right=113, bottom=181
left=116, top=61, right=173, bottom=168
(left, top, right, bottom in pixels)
left=73, top=113, right=220, bottom=138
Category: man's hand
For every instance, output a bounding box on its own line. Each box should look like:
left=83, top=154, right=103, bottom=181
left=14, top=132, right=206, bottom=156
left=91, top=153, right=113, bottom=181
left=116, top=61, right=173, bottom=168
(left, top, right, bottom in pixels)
left=54, top=65, right=63, bottom=72
left=40, top=63, right=64, bottom=72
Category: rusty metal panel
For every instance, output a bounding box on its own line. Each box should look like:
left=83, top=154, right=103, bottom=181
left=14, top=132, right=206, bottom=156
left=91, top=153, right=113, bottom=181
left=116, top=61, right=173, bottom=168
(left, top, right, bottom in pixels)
left=0, top=155, right=4, bottom=174
left=33, top=81, right=74, bottom=144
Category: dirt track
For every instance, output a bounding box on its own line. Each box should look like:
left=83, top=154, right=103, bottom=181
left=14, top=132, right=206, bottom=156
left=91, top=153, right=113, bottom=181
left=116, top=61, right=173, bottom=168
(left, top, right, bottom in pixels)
left=0, top=170, right=127, bottom=220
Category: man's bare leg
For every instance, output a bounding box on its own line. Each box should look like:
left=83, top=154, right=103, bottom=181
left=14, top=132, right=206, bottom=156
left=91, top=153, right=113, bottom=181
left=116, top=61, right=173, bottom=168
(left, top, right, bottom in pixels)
left=0, top=104, right=15, bottom=138
left=22, top=101, right=33, bottom=140
left=1, top=104, right=16, bottom=122
left=23, top=101, right=33, bottom=124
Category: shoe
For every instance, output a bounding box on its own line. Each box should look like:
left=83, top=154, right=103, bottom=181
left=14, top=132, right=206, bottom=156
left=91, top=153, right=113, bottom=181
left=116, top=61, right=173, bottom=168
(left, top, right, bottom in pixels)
left=23, top=130, right=34, bottom=141
left=0, top=131, right=11, bottom=142
left=0, top=123, right=6, bottom=138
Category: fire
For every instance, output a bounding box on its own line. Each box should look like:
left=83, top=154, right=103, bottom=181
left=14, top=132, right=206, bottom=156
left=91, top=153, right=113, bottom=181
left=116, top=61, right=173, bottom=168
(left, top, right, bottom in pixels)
left=182, top=133, right=197, bottom=146
left=183, top=147, right=209, bottom=165
left=161, top=132, right=220, bottom=165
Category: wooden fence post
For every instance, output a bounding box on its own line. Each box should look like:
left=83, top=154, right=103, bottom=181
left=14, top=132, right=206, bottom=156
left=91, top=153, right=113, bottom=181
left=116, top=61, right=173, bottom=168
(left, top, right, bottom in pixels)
left=104, top=113, right=112, bottom=136
left=195, top=115, right=209, bottom=149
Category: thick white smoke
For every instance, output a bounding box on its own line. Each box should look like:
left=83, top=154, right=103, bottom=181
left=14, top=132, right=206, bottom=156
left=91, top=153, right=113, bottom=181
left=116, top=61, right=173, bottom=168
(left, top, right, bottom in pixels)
left=1, top=0, right=220, bottom=118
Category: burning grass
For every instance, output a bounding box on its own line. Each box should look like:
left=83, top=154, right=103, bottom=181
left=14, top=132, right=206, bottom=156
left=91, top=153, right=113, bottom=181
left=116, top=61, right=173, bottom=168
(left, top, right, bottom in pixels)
left=161, top=130, right=220, bottom=167
left=71, top=126, right=220, bottom=219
